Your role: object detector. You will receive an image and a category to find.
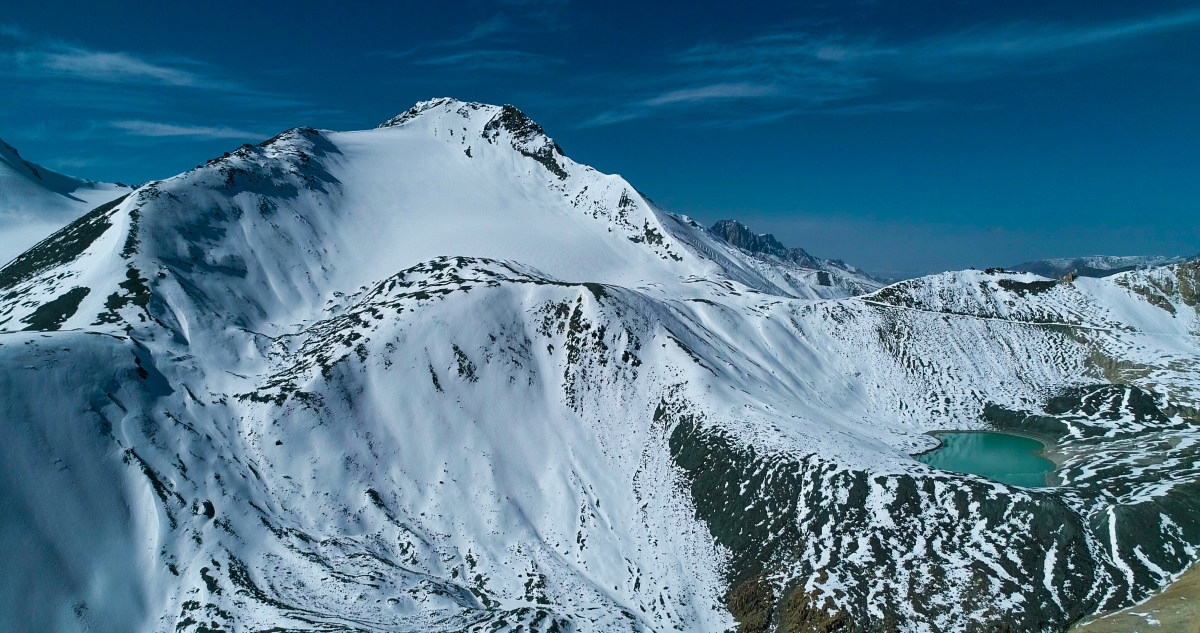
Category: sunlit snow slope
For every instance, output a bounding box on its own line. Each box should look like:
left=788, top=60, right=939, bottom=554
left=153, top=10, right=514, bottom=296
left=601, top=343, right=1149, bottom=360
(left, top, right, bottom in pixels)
left=1, top=98, right=1199, bottom=633
left=0, top=139, right=131, bottom=263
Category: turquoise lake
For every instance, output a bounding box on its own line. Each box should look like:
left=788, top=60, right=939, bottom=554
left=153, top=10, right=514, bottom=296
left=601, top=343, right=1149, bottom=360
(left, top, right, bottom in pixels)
left=915, top=431, right=1055, bottom=487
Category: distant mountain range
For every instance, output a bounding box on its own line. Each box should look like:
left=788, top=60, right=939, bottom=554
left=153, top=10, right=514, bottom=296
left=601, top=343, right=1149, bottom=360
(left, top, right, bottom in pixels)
left=706, top=218, right=883, bottom=297
left=1, top=99, right=1198, bottom=633
left=1012, top=254, right=1198, bottom=279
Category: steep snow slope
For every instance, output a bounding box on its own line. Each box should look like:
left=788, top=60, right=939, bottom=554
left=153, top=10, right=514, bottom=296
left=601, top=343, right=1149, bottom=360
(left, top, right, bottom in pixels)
left=0, top=139, right=131, bottom=264
left=1, top=99, right=1199, bottom=633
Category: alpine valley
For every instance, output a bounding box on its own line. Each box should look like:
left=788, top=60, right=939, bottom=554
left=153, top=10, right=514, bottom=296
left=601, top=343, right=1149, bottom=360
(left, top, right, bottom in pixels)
left=2, top=99, right=1199, bottom=633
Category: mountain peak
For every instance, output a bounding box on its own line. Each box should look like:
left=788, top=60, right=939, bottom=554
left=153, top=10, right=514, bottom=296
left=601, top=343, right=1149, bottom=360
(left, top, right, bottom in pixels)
left=5, top=100, right=1200, bottom=633
left=710, top=218, right=816, bottom=267
left=379, top=98, right=568, bottom=180
left=376, top=97, right=479, bottom=128
left=377, top=97, right=540, bottom=133
left=704, top=218, right=881, bottom=295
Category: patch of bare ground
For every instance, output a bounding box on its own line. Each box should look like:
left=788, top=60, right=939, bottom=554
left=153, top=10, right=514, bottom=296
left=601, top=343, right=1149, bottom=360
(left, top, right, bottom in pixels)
left=1071, top=562, right=1200, bottom=632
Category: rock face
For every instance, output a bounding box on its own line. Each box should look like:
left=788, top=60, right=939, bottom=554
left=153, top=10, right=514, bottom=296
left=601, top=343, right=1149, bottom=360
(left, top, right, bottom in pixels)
left=710, top=219, right=824, bottom=268
left=1, top=99, right=1199, bottom=633
left=707, top=219, right=883, bottom=298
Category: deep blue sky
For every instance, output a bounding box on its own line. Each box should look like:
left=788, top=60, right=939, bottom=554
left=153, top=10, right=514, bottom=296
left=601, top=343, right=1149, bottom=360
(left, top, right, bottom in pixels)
left=3, top=1, right=1198, bottom=276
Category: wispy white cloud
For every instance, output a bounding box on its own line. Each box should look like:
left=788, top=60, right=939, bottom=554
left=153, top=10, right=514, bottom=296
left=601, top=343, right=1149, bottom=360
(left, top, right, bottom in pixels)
left=919, top=7, right=1200, bottom=62
left=0, top=26, right=304, bottom=108
left=581, top=83, right=780, bottom=126
left=414, top=49, right=564, bottom=72
left=377, top=6, right=567, bottom=74
left=441, top=16, right=511, bottom=47
left=580, top=32, right=880, bottom=126
left=583, top=6, right=1200, bottom=126
left=370, top=48, right=419, bottom=60
left=19, top=49, right=212, bottom=86
left=41, top=155, right=104, bottom=171
left=109, top=120, right=263, bottom=140
left=374, top=17, right=512, bottom=59
left=1, top=27, right=216, bottom=87
left=644, top=83, right=779, bottom=106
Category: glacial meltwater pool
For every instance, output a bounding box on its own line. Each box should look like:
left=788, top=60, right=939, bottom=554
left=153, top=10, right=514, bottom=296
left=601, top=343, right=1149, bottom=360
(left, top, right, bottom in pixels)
left=915, top=431, right=1055, bottom=487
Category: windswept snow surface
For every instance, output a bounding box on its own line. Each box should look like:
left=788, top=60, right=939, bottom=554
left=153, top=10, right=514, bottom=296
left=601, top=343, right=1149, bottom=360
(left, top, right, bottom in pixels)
left=1, top=98, right=1199, bottom=632
left=0, top=139, right=131, bottom=263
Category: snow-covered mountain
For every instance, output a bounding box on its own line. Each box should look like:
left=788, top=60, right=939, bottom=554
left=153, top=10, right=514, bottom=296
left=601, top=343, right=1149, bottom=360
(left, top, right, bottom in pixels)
left=707, top=219, right=882, bottom=298
left=1012, top=254, right=1195, bottom=279
left=2, top=98, right=1199, bottom=633
left=0, top=138, right=131, bottom=264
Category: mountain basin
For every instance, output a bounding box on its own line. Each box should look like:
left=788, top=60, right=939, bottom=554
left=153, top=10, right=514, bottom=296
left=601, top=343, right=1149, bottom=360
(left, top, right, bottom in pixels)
left=915, top=431, right=1055, bottom=487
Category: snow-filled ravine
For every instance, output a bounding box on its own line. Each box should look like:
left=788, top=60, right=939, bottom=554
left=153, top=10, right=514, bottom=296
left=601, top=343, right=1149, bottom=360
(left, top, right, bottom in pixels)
left=1, top=98, right=1199, bottom=633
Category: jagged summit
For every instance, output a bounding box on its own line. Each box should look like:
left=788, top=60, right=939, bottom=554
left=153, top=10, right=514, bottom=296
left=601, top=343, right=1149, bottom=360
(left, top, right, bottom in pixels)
left=710, top=219, right=822, bottom=268
left=376, top=96, right=468, bottom=127
left=380, top=97, right=569, bottom=179
left=378, top=97, right=542, bottom=133
left=708, top=218, right=875, bottom=275
left=707, top=218, right=882, bottom=296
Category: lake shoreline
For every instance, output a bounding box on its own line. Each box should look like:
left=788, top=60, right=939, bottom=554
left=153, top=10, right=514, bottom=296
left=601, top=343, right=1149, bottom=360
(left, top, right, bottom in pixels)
left=912, top=429, right=1060, bottom=487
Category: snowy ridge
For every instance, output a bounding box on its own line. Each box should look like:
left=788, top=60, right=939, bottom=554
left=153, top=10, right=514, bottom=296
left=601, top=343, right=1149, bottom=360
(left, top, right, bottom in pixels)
left=0, top=138, right=131, bottom=263
left=1012, top=254, right=1196, bottom=279
left=707, top=218, right=883, bottom=298
left=1, top=99, right=1199, bottom=632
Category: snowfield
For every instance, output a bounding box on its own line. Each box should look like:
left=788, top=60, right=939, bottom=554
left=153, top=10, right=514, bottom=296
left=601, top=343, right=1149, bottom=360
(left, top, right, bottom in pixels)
left=0, top=138, right=131, bottom=264
left=1, top=98, right=1198, bottom=633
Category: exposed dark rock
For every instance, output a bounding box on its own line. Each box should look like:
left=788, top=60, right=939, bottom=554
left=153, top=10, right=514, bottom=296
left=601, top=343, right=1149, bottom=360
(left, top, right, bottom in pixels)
left=482, top=105, right=569, bottom=180
left=0, top=194, right=128, bottom=290
left=21, top=286, right=90, bottom=331
left=710, top=219, right=822, bottom=269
